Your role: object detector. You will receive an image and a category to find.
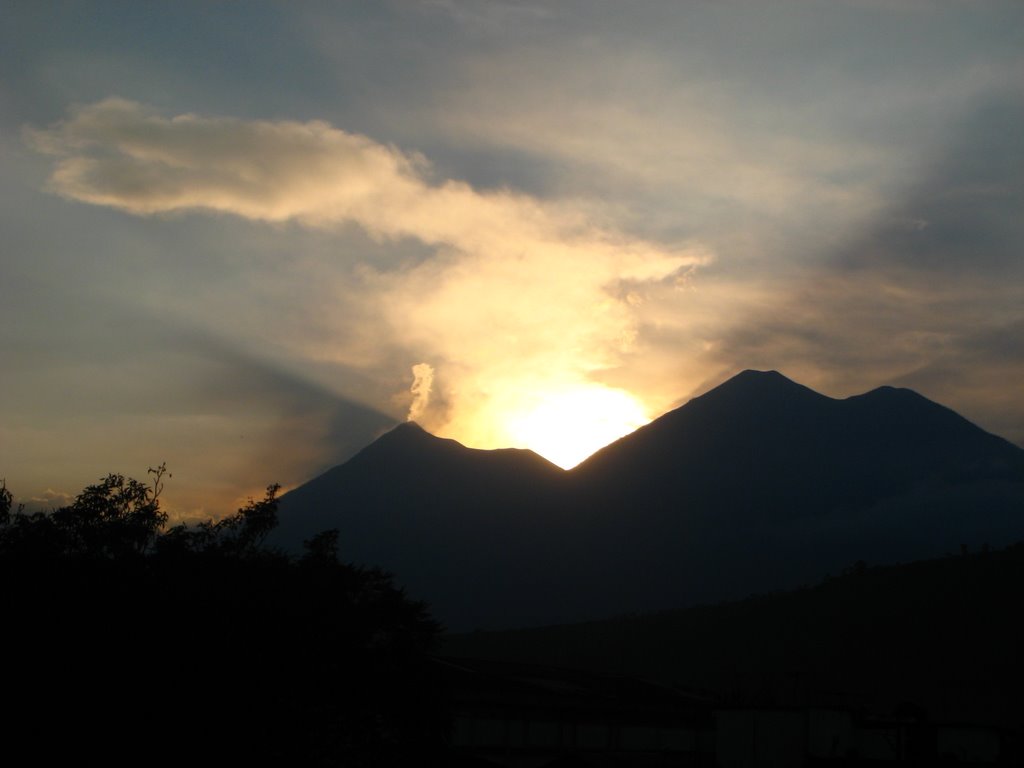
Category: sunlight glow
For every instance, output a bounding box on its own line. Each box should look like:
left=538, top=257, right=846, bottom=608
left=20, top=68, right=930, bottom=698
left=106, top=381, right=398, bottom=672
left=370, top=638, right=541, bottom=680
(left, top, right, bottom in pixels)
left=504, top=385, right=650, bottom=469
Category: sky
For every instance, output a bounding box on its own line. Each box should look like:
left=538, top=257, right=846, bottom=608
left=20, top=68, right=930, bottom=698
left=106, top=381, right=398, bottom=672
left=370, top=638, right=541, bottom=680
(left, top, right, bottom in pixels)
left=2, top=1, right=1022, bottom=519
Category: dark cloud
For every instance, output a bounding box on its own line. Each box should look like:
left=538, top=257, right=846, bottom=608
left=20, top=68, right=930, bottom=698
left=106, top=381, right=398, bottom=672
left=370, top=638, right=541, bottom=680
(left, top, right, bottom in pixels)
left=838, top=95, right=1024, bottom=276
left=890, top=317, right=1024, bottom=448
left=709, top=89, right=1024, bottom=446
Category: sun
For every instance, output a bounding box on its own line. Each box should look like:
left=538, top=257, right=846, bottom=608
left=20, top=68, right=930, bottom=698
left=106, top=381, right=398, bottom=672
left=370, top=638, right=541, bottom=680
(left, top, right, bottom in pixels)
left=505, top=385, right=650, bottom=469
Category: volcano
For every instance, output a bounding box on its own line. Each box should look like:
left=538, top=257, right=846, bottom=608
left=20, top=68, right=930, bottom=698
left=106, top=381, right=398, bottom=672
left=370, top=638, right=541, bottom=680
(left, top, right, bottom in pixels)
left=272, top=371, right=1024, bottom=630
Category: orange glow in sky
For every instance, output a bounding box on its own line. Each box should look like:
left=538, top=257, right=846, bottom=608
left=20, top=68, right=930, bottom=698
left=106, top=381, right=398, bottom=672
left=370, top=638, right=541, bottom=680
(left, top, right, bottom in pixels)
left=503, top=385, right=650, bottom=469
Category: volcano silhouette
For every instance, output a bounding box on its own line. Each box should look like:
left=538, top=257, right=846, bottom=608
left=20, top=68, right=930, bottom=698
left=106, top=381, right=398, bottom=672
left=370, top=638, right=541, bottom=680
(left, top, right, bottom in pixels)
left=272, top=370, right=1024, bottom=630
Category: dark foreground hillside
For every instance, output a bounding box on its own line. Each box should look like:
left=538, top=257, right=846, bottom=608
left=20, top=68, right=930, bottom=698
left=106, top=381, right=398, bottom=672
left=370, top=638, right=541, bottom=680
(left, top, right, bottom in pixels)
left=443, top=542, right=1024, bottom=731
left=0, top=476, right=446, bottom=766
left=6, top=470, right=1023, bottom=766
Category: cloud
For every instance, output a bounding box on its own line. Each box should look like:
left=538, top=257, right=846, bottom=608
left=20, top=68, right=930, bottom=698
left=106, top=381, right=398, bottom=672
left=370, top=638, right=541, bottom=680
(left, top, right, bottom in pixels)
left=27, top=98, right=703, bottom=263
left=29, top=99, right=708, bottom=455
left=19, top=489, right=74, bottom=514
left=698, top=89, right=1024, bottom=446
left=701, top=265, right=1024, bottom=446
left=26, top=97, right=425, bottom=225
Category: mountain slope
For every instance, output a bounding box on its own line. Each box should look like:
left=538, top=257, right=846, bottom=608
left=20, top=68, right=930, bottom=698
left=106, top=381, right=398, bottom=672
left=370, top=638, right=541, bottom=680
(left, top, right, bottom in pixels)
left=273, top=371, right=1024, bottom=630
left=273, top=422, right=572, bottom=629
left=560, top=370, right=1024, bottom=620
left=442, top=542, right=1024, bottom=728
left=571, top=369, right=1023, bottom=522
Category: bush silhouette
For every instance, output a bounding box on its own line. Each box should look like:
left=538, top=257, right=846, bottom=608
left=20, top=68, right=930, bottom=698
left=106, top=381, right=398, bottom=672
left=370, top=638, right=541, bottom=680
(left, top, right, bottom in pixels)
left=0, top=469, right=445, bottom=766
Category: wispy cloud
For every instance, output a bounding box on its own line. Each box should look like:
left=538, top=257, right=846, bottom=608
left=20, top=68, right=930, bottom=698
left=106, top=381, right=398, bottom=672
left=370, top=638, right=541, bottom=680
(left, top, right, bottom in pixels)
left=29, top=99, right=709, bottom=452
left=19, top=488, right=74, bottom=515
left=701, top=92, right=1024, bottom=445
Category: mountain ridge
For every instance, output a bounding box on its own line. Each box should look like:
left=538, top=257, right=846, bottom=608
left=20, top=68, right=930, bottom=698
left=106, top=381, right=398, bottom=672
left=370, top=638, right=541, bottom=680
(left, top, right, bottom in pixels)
left=272, top=370, right=1024, bottom=630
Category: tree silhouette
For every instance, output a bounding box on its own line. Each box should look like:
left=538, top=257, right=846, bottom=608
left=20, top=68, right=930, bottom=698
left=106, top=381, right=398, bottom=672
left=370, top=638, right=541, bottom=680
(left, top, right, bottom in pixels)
left=0, top=464, right=169, bottom=558
left=53, top=464, right=169, bottom=557
left=0, top=478, right=15, bottom=524
left=209, top=481, right=281, bottom=555
left=0, top=469, right=446, bottom=766
left=302, top=527, right=341, bottom=566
